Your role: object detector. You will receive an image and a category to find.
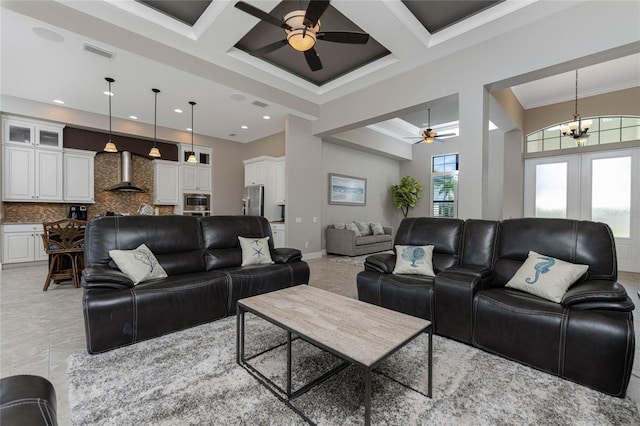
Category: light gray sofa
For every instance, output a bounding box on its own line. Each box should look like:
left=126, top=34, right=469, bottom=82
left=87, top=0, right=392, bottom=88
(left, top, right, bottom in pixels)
left=325, top=224, right=393, bottom=256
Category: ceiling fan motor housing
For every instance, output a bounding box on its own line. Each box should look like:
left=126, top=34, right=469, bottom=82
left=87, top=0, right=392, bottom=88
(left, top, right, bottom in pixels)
left=284, top=10, right=320, bottom=51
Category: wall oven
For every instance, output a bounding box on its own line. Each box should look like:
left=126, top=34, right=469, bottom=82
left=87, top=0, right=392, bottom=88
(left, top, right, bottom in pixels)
left=183, top=193, right=210, bottom=212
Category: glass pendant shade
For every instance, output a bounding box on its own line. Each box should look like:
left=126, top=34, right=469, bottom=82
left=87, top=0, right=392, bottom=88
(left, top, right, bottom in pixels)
left=104, top=77, right=118, bottom=152
left=187, top=153, right=198, bottom=163
left=149, top=88, right=161, bottom=158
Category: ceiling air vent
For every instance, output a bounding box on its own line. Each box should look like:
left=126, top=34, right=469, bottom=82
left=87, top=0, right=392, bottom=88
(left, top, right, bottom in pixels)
left=251, top=100, right=268, bottom=108
left=83, top=42, right=115, bottom=60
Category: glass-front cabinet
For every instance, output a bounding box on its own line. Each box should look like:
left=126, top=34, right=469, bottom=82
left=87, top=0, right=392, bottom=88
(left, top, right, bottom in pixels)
left=3, top=118, right=63, bottom=149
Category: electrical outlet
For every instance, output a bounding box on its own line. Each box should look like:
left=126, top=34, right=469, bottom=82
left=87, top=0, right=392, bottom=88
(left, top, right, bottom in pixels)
left=312, top=217, right=318, bottom=223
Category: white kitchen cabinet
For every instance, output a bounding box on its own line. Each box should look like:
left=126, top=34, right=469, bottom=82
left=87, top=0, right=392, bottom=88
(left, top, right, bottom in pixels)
left=271, top=223, right=286, bottom=248
left=2, top=224, right=48, bottom=264
left=63, top=149, right=95, bottom=203
left=2, top=145, right=63, bottom=201
left=154, top=160, right=179, bottom=205
left=196, top=166, right=212, bottom=191
left=276, top=159, right=286, bottom=204
left=180, top=164, right=211, bottom=192
left=179, top=144, right=211, bottom=165
left=244, top=161, right=265, bottom=186
left=3, top=118, right=63, bottom=149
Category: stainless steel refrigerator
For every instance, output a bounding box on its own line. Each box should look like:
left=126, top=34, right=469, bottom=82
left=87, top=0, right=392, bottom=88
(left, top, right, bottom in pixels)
left=242, top=184, right=264, bottom=216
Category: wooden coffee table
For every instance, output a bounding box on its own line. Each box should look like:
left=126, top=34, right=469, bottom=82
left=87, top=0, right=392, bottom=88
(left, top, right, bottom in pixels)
left=236, top=285, right=432, bottom=425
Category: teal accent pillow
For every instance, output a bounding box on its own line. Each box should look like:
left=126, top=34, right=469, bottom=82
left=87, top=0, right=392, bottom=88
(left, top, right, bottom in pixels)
left=506, top=251, right=588, bottom=303
left=393, top=245, right=435, bottom=276
left=109, top=244, right=167, bottom=285
left=238, top=236, right=273, bottom=266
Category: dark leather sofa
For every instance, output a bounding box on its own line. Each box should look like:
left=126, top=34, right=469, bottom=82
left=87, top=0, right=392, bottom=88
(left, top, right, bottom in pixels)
left=357, top=217, right=635, bottom=397
left=82, top=215, right=309, bottom=354
left=0, top=375, right=57, bottom=425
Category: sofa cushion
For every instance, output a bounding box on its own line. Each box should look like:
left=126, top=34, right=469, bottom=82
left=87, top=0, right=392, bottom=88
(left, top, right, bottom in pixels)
left=370, top=222, right=385, bottom=235
left=374, top=234, right=392, bottom=243
left=355, top=221, right=372, bottom=236
left=506, top=251, right=588, bottom=303
left=109, top=244, right=168, bottom=285
left=345, top=222, right=361, bottom=236
left=355, top=236, right=377, bottom=246
left=238, top=236, right=273, bottom=266
left=393, top=245, right=435, bottom=276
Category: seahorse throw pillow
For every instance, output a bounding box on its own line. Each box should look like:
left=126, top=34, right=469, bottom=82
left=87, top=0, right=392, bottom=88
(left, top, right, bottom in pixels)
left=393, top=245, right=435, bottom=276
left=109, top=244, right=168, bottom=285
left=238, top=236, right=274, bottom=266
left=506, top=251, right=588, bottom=303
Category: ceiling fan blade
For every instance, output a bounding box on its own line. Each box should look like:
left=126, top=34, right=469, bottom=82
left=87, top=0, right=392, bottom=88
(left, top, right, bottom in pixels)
left=413, top=139, right=424, bottom=144
left=436, top=132, right=457, bottom=138
left=304, top=47, right=323, bottom=71
left=304, top=0, right=330, bottom=27
left=250, top=39, right=288, bottom=57
left=317, top=31, right=370, bottom=44
left=234, top=1, right=292, bottom=30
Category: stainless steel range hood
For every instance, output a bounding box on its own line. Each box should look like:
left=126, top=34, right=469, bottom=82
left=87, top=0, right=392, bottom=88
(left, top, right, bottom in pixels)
left=106, top=151, right=145, bottom=192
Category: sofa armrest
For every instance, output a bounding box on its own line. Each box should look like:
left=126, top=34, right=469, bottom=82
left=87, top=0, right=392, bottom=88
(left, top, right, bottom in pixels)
left=82, top=266, right=133, bottom=289
left=443, top=265, right=493, bottom=280
left=271, top=248, right=302, bottom=264
left=363, top=253, right=396, bottom=274
left=325, top=227, right=357, bottom=255
left=562, top=280, right=634, bottom=310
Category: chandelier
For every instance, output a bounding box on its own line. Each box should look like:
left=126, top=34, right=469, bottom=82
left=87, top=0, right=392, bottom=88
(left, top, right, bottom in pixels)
left=561, top=70, right=591, bottom=147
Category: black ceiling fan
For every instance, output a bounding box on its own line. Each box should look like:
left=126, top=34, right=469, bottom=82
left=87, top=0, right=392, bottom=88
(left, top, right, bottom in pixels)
left=404, top=109, right=457, bottom=144
left=234, top=0, right=370, bottom=72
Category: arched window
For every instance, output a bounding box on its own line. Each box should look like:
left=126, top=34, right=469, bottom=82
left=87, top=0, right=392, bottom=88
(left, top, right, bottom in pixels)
left=526, top=115, right=640, bottom=153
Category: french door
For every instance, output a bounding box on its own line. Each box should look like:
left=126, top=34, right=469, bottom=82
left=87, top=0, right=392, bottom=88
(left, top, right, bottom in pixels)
left=525, top=148, right=640, bottom=272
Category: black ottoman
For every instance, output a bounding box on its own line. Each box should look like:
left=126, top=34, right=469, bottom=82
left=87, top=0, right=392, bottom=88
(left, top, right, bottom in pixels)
left=0, top=375, right=57, bottom=425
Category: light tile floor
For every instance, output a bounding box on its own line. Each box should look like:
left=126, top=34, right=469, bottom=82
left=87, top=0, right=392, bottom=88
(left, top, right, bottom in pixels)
left=1, top=258, right=639, bottom=424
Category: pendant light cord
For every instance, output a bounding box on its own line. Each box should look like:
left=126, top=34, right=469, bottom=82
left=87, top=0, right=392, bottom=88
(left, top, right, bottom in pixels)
left=574, top=70, right=579, bottom=117
left=108, top=80, right=112, bottom=139
left=189, top=101, right=196, bottom=152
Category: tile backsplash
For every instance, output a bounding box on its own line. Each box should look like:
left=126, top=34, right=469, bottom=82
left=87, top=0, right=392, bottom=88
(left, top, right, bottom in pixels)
left=2, top=152, right=175, bottom=224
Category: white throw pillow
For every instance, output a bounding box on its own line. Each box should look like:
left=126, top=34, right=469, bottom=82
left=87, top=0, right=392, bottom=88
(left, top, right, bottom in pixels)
left=345, top=222, right=361, bottom=237
left=238, top=236, right=274, bottom=266
left=370, top=222, right=385, bottom=236
left=506, top=251, right=588, bottom=303
left=393, top=245, right=435, bottom=276
left=355, top=221, right=372, bottom=236
left=333, top=223, right=346, bottom=230
left=109, top=244, right=168, bottom=285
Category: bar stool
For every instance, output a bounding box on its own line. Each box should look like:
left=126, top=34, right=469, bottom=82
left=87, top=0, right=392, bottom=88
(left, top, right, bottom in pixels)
left=41, top=219, right=86, bottom=291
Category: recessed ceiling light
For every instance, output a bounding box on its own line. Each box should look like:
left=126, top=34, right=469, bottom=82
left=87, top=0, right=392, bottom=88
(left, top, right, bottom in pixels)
left=103, top=91, right=114, bottom=96
left=32, top=26, right=64, bottom=42
left=230, top=93, right=246, bottom=101
left=241, top=125, right=248, bottom=130
left=129, top=115, right=138, bottom=120
left=263, top=115, right=271, bottom=120
left=174, top=109, right=183, bottom=113
left=53, top=99, right=65, bottom=104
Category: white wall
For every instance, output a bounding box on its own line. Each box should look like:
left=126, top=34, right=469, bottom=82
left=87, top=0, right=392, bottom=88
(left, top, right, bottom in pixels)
left=321, top=141, right=401, bottom=247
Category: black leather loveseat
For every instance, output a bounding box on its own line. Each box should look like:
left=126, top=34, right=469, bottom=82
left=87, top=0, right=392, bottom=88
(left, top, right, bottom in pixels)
left=357, top=217, right=635, bottom=397
left=82, top=215, right=309, bottom=354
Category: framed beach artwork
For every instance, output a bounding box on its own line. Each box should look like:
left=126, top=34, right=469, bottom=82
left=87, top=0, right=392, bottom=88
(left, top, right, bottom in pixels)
left=328, top=173, right=367, bottom=206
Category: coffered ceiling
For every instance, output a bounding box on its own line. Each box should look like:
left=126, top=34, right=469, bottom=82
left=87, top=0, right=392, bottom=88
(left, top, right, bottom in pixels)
left=1, top=1, right=638, bottom=146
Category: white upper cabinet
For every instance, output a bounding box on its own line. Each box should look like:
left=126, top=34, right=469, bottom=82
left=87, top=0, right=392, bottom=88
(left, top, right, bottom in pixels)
left=178, top=143, right=212, bottom=193
left=63, top=149, right=95, bottom=203
left=276, top=159, right=285, bottom=204
left=3, top=118, right=63, bottom=149
left=244, top=161, right=265, bottom=186
left=2, top=145, right=63, bottom=202
left=154, top=160, right=179, bottom=205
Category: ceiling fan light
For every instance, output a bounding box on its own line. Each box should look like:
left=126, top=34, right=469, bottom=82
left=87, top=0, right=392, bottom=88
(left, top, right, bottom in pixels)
left=148, top=147, right=161, bottom=158
left=287, top=30, right=316, bottom=51
left=284, top=10, right=319, bottom=52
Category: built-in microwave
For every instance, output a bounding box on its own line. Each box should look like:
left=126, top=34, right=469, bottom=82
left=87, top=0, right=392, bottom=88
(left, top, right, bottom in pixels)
left=184, top=193, right=210, bottom=211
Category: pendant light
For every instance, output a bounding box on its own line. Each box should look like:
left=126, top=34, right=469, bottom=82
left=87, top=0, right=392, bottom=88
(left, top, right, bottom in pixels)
left=103, top=77, right=118, bottom=152
left=148, top=88, right=161, bottom=158
left=187, top=101, right=198, bottom=163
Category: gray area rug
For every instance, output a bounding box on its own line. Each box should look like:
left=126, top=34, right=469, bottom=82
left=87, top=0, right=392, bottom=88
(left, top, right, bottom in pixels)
left=68, top=315, right=639, bottom=425
left=329, top=251, right=393, bottom=267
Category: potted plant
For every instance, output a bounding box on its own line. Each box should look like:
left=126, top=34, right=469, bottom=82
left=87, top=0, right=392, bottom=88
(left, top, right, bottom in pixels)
left=391, top=176, right=423, bottom=218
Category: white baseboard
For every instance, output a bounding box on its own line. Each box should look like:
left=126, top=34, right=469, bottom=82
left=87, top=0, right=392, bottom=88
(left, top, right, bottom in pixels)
left=302, top=251, right=323, bottom=260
